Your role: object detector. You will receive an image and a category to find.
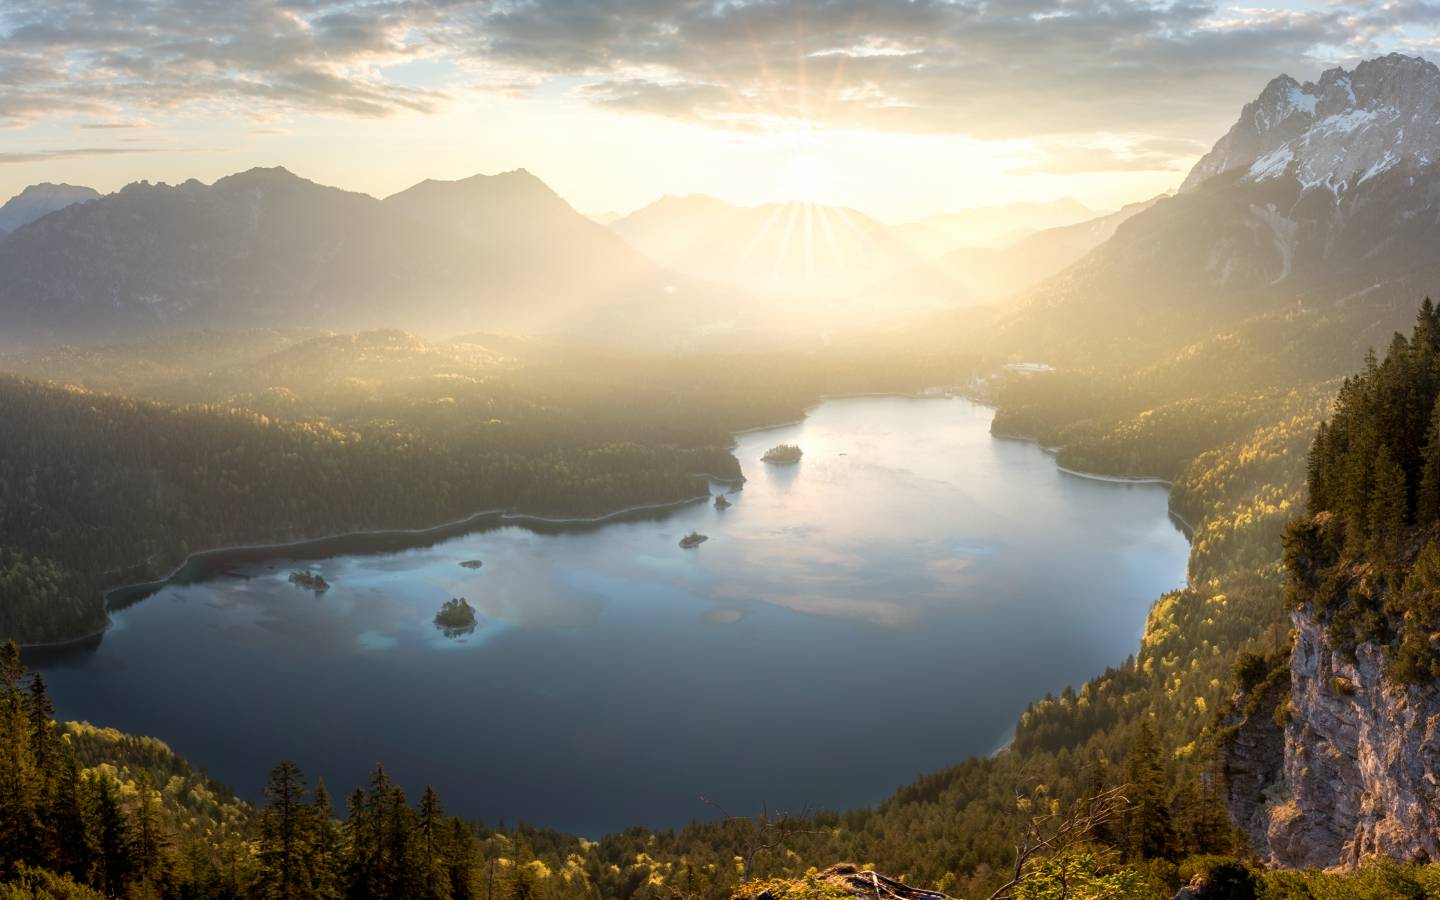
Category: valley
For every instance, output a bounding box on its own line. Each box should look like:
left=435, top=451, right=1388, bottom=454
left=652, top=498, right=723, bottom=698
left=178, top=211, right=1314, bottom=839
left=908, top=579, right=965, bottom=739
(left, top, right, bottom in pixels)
left=8, top=28, right=1440, bottom=900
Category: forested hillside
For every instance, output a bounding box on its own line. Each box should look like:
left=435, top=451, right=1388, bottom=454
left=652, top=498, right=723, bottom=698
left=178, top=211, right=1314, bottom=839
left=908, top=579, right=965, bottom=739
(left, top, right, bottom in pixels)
left=0, top=332, right=967, bottom=644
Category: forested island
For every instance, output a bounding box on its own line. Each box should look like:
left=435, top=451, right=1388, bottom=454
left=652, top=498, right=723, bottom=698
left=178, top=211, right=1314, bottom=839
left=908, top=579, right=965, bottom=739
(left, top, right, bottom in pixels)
left=762, top=444, right=804, bottom=464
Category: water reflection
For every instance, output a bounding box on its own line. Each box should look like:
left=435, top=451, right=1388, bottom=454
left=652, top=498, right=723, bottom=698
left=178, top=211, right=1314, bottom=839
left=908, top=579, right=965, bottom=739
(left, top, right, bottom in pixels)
left=34, top=396, right=1189, bottom=837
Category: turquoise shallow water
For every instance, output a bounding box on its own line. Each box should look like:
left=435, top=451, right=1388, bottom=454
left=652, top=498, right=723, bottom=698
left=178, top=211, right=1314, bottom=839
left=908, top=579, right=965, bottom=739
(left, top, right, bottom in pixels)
left=35, top=395, right=1189, bottom=836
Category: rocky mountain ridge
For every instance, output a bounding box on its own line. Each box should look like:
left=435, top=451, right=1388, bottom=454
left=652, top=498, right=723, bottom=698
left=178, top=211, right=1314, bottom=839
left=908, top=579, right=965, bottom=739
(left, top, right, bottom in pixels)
left=0, top=182, right=100, bottom=233
left=1182, top=53, right=1440, bottom=196
left=0, top=167, right=690, bottom=349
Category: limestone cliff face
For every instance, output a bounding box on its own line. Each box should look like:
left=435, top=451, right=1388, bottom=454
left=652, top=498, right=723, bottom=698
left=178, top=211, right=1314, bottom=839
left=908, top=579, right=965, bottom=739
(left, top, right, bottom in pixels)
left=1226, top=610, right=1440, bottom=867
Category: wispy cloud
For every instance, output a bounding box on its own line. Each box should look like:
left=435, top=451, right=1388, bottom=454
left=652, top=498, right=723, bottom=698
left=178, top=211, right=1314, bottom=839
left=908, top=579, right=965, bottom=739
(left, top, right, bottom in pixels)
left=0, top=146, right=169, bottom=164
left=0, top=1, right=1434, bottom=155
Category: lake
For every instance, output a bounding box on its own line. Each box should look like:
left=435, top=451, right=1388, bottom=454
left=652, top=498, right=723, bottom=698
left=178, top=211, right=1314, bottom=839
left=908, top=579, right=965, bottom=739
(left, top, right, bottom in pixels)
left=35, top=395, right=1189, bottom=836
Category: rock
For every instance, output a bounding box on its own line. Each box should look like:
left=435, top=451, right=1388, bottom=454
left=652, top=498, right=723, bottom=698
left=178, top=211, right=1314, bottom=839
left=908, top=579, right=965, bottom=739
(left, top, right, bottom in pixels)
left=679, top=532, right=708, bottom=549
left=459, top=559, right=484, bottom=569
left=1225, top=609, right=1440, bottom=867
left=750, top=865, right=948, bottom=900
left=714, top=495, right=731, bottom=510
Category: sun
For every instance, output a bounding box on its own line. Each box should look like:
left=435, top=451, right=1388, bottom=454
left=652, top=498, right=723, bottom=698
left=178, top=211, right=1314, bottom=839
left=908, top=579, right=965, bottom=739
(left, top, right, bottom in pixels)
left=779, top=154, right=834, bottom=203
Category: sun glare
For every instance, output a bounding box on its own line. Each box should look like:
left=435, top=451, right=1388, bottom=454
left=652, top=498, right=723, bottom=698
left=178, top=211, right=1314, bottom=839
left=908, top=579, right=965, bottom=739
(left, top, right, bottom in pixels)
left=780, top=154, right=833, bottom=203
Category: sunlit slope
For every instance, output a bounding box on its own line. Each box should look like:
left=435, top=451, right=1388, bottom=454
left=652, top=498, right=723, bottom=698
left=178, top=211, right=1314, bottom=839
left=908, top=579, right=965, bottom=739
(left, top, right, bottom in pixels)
left=962, top=55, right=1440, bottom=368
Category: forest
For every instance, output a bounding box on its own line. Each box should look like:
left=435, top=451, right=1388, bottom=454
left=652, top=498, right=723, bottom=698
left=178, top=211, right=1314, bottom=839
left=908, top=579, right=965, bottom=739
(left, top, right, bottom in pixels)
left=1285, top=298, right=1440, bottom=682
left=0, top=331, right=969, bottom=644
left=9, top=301, right=1440, bottom=897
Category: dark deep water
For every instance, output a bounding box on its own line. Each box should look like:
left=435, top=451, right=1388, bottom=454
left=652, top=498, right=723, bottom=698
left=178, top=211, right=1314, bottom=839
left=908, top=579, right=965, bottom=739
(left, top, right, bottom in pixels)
left=35, top=396, right=1188, bottom=836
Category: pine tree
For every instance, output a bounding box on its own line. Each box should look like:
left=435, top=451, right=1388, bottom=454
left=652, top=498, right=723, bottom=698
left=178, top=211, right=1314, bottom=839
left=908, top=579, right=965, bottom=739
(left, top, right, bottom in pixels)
left=0, top=641, right=41, bottom=875
left=344, top=786, right=375, bottom=900
left=1368, top=444, right=1409, bottom=574
left=1124, top=719, right=1174, bottom=860
left=257, top=760, right=315, bottom=900
left=1418, top=397, right=1440, bottom=527
left=1307, top=421, right=1329, bottom=514
left=93, top=773, right=133, bottom=897
left=129, top=771, right=170, bottom=891
left=418, top=785, right=453, bottom=900
left=310, top=779, right=344, bottom=900
left=506, top=836, right=546, bottom=900
left=49, top=748, right=94, bottom=883
left=445, top=818, right=481, bottom=900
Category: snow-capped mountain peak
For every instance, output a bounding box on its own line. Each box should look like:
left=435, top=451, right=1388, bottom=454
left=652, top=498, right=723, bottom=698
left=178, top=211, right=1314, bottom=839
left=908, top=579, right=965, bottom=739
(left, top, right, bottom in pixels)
left=1181, top=53, right=1440, bottom=195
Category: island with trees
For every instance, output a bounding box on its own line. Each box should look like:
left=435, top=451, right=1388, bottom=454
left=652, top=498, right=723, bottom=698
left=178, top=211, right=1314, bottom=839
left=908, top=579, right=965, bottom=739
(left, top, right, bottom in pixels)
left=287, top=570, right=330, bottom=593
left=433, top=597, right=479, bottom=638
left=762, top=444, right=803, bottom=464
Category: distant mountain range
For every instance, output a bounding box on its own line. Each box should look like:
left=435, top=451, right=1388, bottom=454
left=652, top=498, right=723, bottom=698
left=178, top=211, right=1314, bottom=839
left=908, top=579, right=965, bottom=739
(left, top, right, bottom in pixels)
left=916, top=197, right=1099, bottom=248
left=608, top=194, right=949, bottom=301
left=0, top=168, right=712, bottom=349
left=607, top=193, right=1110, bottom=308
left=879, top=195, right=1162, bottom=308
left=0, top=183, right=99, bottom=235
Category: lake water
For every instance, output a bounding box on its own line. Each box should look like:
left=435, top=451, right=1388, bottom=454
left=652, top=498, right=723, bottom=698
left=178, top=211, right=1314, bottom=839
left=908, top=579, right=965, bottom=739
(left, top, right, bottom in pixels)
left=35, top=396, right=1188, bottom=836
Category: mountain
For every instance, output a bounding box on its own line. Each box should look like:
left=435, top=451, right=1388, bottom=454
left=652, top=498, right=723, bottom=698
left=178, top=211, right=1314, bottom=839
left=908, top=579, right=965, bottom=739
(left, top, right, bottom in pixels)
left=0, top=182, right=100, bottom=233
left=982, top=53, right=1440, bottom=366
left=609, top=194, right=949, bottom=300
left=917, top=197, right=1098, bottom=248
left=878, top=195, right=1163, bottom=308
left=0, top=168, right=678, bottom=349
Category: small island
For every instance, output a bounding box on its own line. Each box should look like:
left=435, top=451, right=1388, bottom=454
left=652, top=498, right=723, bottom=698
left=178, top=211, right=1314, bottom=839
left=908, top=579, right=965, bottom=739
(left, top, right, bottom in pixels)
left=679, top=532, right=709, bottom=548
left=459, top=559, right=484, bottom=569
left=433, top=597, right=479, bottom=638
left=762, top=444, right=803, bottom=464
left=288, top=570, right=330, bottom=592
left=714, top=495, right=732, bottom=510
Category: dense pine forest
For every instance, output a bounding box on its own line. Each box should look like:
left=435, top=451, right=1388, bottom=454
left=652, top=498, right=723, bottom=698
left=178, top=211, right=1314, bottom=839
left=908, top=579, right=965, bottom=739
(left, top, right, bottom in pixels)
left=1286, top=299, right=1440, bottom=682
left=12, top=302, right=1440, bottom=898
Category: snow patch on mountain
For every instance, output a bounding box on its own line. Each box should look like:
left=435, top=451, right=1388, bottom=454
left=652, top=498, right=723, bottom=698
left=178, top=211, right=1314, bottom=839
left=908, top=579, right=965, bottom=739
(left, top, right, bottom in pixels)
left=1182, top=54, right=1440, bottom=197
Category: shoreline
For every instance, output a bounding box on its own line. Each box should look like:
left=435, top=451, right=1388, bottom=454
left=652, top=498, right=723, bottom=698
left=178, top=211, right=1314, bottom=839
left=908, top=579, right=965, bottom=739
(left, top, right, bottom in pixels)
left=20, top=491, right=727, bottom=651
left=23, top=392, right=951, bottom=651
left=25, top=392, right=1178, bottom=652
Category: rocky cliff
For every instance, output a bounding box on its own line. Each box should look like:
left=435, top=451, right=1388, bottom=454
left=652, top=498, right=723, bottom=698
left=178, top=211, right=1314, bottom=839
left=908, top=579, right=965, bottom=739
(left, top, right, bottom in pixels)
left=1226, top=610, right=1440, bottom=868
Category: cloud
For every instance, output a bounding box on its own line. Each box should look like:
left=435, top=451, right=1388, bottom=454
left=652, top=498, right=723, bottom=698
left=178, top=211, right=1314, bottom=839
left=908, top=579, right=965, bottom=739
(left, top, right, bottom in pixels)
left=0, top=0, right=449, bottom=125
left=0, top=146, right=168, bottom=163
left=2, top=0, right=1437, bottom=152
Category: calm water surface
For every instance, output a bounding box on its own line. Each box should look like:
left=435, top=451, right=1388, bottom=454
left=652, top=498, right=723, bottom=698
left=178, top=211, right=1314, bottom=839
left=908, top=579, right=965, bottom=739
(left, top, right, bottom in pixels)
left=37, top=396, right=1188, bottom=836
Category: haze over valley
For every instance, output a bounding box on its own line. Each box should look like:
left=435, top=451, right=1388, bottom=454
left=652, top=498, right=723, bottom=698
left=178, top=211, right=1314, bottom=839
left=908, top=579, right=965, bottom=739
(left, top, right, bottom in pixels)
left=13, top=4, right=1440, bottom=899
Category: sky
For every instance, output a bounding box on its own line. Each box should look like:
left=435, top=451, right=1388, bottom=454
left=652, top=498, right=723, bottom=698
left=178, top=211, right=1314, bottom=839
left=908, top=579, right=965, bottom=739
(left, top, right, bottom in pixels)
left=1, top=0, right=1438, bottom=222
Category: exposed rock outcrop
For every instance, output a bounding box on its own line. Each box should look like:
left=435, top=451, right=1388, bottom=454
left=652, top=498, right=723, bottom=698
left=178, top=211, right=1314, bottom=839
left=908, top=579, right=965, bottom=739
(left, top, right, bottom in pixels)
left=750, top=865, right=947, bottom=900
left=1225, top=610, right=1440, bottom=867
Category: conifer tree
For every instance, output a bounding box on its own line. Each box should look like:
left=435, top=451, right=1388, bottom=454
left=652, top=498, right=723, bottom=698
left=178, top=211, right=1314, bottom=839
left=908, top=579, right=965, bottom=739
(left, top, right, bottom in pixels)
left=257, top=761, right=314, bottom=900
left=310, top=779, right=344, bottom=900
left=129, top=771, right=170, bottom=891
left=1368, top=444, right=1409, bottom=574
left=0, top=641, right=41, bottom=875
left=1123, top=719, right=1173, bottom=860
left=417, top=785, right=453, bottom=900
left=93, top=774, right=132, bottom=897
left=49, top=749, right=94, bottom=882
left=1418, top=398, right=1440, bottom=526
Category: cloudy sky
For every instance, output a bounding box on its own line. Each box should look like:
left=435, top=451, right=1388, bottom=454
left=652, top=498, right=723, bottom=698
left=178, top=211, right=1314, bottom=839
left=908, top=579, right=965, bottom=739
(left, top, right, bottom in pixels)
left=1, top=0, right=1437, bottom=220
